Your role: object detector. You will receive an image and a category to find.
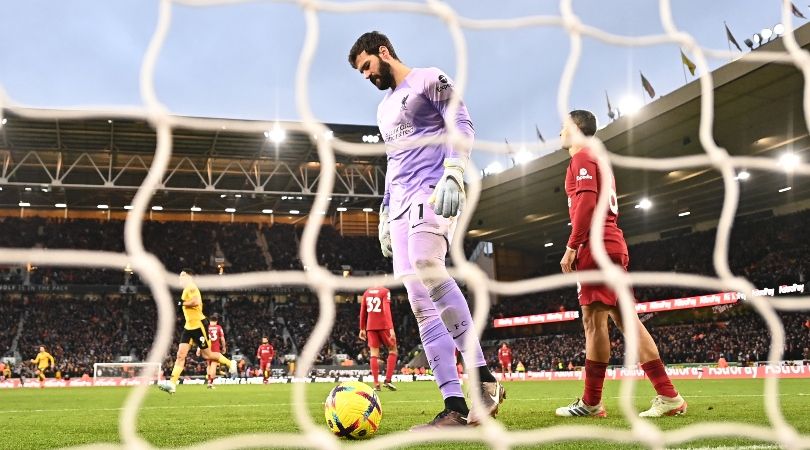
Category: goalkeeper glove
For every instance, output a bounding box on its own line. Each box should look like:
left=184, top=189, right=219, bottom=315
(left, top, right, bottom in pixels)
left=378, top=204, right=393, bottom=258
left=430, top=158, right=465, bottom=218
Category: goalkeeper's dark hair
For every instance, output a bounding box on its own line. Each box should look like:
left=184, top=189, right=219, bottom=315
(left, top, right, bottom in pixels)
left=569, top=110, right=597, bottom=137
left=180, top=268, right=194, bottom=276
left=348, top=31, right=399, bottom=68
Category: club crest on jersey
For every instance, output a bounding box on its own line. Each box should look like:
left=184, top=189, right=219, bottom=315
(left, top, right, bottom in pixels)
left=576, top=167, right=593, bottom=181
left=400, top=94, right=409, bottom=111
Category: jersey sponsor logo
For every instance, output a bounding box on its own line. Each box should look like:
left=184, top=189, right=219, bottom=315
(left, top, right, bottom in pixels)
left=384, top=121, right=414, bottom=141
left=576, top=167, right=593, bottom=181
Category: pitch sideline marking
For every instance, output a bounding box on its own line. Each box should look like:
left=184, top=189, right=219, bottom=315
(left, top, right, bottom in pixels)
left=667, top=445, right=780, bottom=450
left=0, top=392, right=807, bottom=414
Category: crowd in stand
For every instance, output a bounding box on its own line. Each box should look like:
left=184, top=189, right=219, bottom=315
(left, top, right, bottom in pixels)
left=12, top=296, right=126, bottom=378
left=486, top=309, right=810, bottom=371
left=0, top=288, right=426, bottom=378
left=492, top=210, right=810, bottom=320
left=2, top=291, right=807, bottom=379
left=0, top=297, right=24, bottom=358
left=0, top=210, right=808, bottom=379
left=0, top=218, right=391, bottom=284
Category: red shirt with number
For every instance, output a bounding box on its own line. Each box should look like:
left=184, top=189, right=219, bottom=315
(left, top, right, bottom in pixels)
left=565, top=147, right=627, bottom=255
left=207, top=323, right=225, bottom=353
left=257, top=343, right=274, bottom=363
left=498, top=346, right=512, bottom=363
left=359, top=287, right=393, bottom=331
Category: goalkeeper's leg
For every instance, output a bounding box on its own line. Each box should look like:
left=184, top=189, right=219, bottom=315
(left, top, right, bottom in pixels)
left=403, top=277, right=469, bottom=418
left=409, top=232, right=504, bottom=417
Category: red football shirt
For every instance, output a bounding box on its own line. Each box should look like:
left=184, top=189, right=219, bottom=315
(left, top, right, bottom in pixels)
left=207, top=323, right=225, bottom=352
left=256, top=343, right=274, bottom=362
left=565, top=148, right=627, bottom=255
left=359, top=287, right=393, bottom=331
left=498, top=347, right=512, bottom=361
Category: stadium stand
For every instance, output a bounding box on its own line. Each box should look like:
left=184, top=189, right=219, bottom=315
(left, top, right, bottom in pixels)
left=0, top=211, right=808, bottom=378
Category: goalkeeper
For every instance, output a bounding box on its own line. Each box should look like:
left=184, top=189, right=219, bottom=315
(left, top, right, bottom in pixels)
left=31, top=346, right=54, bottom=384
left=348, top=31, right=504, bottom=429
left=158, top=269, right=236, bottom=394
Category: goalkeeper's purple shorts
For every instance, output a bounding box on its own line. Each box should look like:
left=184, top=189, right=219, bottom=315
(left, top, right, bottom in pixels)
left=389, top=190, right=457, bottom=279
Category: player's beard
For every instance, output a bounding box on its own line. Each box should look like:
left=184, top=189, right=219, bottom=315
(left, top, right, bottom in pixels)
left=370, top=59, right=395, bottom=91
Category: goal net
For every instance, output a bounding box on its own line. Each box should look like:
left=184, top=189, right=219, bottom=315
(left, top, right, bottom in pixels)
left=93, top=363, right=162, bottom=385
left=0, top=0, right=809, bottom=449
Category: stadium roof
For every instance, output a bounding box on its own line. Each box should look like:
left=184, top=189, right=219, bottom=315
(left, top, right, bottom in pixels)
left=0, top=113, right=384, bottom=213
left=473, top=24, right=810, bottom=257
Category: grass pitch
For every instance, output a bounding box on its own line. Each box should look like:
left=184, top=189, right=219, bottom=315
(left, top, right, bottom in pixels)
left=0, top=379, right=808, bottom=449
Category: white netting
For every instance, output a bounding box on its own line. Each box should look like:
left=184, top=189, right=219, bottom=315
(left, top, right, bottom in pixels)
left=1, top=0, right=810, bottom=449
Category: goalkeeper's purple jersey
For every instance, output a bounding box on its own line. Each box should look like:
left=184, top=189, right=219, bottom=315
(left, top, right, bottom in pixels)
left=377, top=67, right=474, bottom=219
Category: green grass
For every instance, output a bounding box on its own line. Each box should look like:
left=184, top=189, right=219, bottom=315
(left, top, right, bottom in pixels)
left=0, top=379, right=808, bottom=449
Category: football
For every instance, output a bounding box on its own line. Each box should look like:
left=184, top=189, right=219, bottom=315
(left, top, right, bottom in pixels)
left=324, top=381, right=383, bottom=439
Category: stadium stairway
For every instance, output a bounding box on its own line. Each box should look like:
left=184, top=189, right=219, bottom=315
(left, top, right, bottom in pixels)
left=468, top=242, right=488, bottom=262
left=256, top=227, right=273, bottom=268
left=277, top=316, right=296, bottom=354
left=9, top=310, right=27, bottom=359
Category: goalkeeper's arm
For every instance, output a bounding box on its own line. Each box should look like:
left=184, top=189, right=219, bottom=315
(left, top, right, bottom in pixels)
left=424, top=69, right=474, bottom=218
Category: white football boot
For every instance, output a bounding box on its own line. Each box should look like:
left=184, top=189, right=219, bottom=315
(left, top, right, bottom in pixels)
left=157, top=380, right=176, bottom=395
left=555, top=398, right=607, bottom=417
left=639, top=394, right=687, bottom=417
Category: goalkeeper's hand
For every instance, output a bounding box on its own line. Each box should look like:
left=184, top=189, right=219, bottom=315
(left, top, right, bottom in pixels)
left=429, top=158, right=465, bottom=218
left=378, top=204, right=393, bottom=258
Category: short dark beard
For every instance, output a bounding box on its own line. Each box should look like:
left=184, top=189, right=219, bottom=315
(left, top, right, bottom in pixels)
left=370, top=58, right=395, bottom=91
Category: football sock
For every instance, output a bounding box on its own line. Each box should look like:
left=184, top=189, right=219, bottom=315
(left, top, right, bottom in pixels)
left=429, top=278, right=488, bottom=369
left=477, top=365, right=496, bottom=383
left=582, top=359, right=608, bottom=406
left=370, top=356, right=380, bottom=384
left=444, top=396, right=469, bottom=416
left=385, top=353, right=397, bottom=382
left=641, top=359, right=678, bottom=398
left=420, top=318, right=463, bottom=399
left=403, top=276, right=463, bottom=399
left=217, top=355, right=231, bottom=366
left=170, top=364, right=183, bottom=385
left=207, top=375, right=213, bottom=385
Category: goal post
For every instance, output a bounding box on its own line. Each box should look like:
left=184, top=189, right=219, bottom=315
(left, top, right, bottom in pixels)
left=93, top=362, right=162, bottom=384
